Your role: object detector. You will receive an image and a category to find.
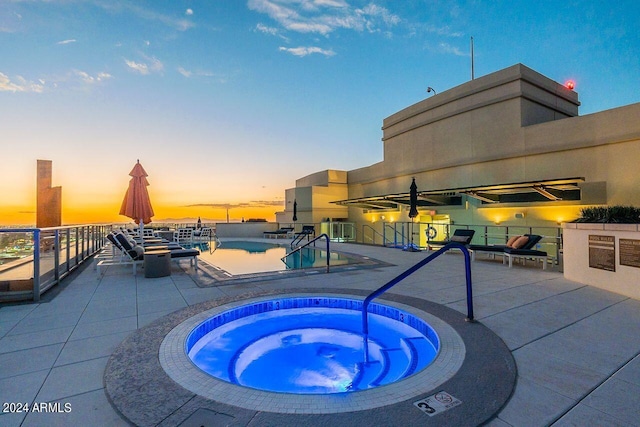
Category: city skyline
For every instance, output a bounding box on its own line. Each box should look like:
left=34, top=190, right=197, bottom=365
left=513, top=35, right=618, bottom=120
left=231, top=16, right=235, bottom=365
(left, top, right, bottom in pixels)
left=1, top=1, right=639, bottom=225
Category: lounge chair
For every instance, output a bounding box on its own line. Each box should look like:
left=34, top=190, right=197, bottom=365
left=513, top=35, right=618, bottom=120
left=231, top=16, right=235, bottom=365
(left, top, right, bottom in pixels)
left=142, top=228, right=156, bottom=238
left=427, top=229, right=475, bottom=250
left=503, top=246, right=550, bottom=269
left=193, top=227, right=213, bottom=241
left=97, top=233, right=199, bottom=275
left=469, top=234, right=543, bottom=262
left=263, top=227, right=294, bottom=239
left=173, top=228, right=194, bottom=244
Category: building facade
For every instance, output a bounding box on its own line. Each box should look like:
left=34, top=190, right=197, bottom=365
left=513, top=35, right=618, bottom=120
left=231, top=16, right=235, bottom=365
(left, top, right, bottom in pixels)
left=279, top=64, right=640, bottom=246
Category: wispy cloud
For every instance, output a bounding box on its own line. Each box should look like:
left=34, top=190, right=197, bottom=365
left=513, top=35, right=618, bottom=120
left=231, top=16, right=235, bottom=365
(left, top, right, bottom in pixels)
left=124, top=56, right=164, bottom=75
left=256, top=23, right=279, bottom=36
left=433, top=42, right=468, bottom=56
left=0, top=72, right=44, bottom=93
left=186, top=200, right=284, bottom=209
left=279, top=46, right=335, bottom=57
left=177, top=67, right=226, bottom=82
left=97, top=2, right=195, bottom=32
left=57, top=39, right=77, bottom=45
left=177, top=67, right=192, bottom=78
left=248, top=0, right=400, bottom=36
left=410, top=23, right=464, bottom=39
left=73, top=70, right=112, bottom=84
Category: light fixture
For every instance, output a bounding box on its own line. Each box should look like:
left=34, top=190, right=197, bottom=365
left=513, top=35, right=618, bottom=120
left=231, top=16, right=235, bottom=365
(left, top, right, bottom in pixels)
left=426, top=87, right=437, bottom=95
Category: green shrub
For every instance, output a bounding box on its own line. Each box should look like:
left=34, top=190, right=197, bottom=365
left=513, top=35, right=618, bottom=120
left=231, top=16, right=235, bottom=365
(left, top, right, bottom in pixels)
left=575, top=205, right=640, bottom=223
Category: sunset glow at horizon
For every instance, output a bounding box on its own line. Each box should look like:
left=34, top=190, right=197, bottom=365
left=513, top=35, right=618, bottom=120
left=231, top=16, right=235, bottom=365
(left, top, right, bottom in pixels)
left=2, top=1, right=638, bottom=226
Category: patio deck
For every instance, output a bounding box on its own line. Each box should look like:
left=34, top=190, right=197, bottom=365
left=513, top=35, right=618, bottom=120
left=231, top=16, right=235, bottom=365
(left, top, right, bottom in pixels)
left=1, top=241, right=639, bottom=426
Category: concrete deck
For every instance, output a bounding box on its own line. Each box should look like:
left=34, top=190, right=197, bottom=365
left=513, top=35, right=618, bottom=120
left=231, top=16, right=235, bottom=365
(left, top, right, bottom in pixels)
left=1, top=241, right=639, bottom=426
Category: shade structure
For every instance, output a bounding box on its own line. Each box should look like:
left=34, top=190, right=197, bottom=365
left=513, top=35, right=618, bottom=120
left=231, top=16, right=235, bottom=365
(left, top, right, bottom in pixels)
left=119, top=160, right=154, bottom=227
left=409, top=178, right=419, bottom=218
left=292, top=199, right=298, bottom=222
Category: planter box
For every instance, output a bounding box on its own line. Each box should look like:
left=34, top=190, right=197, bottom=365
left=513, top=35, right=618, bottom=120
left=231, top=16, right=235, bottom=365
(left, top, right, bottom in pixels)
left=563, top=223, right=640, bottom=299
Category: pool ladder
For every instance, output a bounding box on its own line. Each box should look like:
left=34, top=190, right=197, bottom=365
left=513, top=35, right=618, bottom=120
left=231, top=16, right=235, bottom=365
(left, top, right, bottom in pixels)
left=362, top=242, right=474, bottom=361
left=281, top=233, right=331, bottom=272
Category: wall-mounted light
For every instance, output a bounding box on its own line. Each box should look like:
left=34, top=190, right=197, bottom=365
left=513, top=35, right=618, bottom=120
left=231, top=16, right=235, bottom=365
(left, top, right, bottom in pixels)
left=426, top=87, right=437, bottom=96
left=381, top=215, right=385, bottom=221
left=515, top=212, right=525, bottom=219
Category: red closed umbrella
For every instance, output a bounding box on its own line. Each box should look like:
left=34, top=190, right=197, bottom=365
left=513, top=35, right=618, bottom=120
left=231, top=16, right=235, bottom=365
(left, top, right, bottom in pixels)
left=119, top=160, right=154, bottom=233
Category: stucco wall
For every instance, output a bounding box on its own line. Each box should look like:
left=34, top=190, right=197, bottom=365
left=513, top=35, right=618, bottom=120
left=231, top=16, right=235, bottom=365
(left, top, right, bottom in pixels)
left=563, top=223, right=640, bottom=300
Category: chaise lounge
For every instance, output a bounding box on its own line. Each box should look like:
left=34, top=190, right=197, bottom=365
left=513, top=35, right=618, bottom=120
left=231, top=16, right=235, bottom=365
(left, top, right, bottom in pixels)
left=469, top=234, right=549, bottom=268
left=263, top=227, right=294, bottom=239
left=427, top=229, right=476, bottom=250
left=98, top=232, right=200, bottom=275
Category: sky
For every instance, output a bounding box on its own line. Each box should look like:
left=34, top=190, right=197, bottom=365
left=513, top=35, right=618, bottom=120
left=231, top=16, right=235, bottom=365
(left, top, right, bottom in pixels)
left=1, top=0, right=638, bottom=225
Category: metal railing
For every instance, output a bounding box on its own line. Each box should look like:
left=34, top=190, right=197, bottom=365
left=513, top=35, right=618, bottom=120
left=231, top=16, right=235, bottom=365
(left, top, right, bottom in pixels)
left=362, top=242, right=474, bottom=338
left=362, top=225, right=395, bottom=246
left=281, top=233, right=331, bottom=272
left=0, top=225, right=108, bottom=302
left=359, top=222, right=563, bottom=265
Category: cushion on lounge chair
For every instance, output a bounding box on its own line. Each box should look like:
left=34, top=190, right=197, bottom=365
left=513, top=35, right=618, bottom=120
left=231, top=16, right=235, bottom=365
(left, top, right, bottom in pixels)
left=521, top=234, right=542, bottom=249
left=511, top=235, right=529, bottom=249
left=506, top=235, right=521, bottom=247
left=166, top=248, right=200, bottom=259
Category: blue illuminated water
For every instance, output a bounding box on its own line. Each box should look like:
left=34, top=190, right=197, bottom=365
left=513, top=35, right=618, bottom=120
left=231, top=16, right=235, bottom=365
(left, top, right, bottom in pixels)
left=186, top=297, right=439, bottom=394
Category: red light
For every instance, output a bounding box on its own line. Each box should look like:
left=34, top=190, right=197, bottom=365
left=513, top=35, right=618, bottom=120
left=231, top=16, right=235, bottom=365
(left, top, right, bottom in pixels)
left=565, top=80, right=575, bottom=90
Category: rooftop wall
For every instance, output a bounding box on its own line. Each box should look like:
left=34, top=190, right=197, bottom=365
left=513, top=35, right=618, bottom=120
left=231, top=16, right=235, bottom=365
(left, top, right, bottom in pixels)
left=376, top=64, right=581, bottom=186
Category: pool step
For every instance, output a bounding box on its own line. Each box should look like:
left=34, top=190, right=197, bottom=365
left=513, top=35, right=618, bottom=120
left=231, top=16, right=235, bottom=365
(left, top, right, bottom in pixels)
left=351, top=361, right=382, bottom=390
left=371, top=347, right=409, bottom=386
left=402, top=336, right=436, bottom=377
left=365, top=336, right=435, bottom=388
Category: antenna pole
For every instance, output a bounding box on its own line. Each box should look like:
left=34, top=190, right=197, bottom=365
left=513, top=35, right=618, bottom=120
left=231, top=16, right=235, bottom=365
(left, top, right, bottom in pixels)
left=471, top=36, right=475, bottom=80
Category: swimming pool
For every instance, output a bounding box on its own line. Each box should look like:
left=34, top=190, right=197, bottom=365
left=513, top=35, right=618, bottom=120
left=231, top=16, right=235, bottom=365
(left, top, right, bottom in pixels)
left=190, top=240, right=358, bottom=276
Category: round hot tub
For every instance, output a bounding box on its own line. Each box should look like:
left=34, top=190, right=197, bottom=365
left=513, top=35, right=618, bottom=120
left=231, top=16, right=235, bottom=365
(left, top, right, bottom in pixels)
left=160, top=294, right=466, bottom=414
left=185, top=297, right=440, bottom=394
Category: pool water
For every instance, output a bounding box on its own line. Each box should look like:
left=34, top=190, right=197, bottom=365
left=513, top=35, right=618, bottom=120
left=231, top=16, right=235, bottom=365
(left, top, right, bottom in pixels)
left=188, top=240, right=357, bottom=275
left=186, top=297, right=439, bottom=394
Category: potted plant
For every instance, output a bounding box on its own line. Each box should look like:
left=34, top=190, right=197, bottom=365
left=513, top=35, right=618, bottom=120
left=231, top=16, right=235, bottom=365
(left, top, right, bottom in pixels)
left=574, top=205, right=640, bottom=223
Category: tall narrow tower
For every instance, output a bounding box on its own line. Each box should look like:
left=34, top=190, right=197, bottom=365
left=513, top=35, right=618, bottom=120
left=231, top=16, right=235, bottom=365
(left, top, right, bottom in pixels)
left=36, top=160, right=62, bottom=227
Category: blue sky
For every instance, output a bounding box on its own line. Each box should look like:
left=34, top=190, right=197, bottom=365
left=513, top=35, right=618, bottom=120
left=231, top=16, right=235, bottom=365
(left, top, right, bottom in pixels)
left=1, top=0, right=639, bottom=223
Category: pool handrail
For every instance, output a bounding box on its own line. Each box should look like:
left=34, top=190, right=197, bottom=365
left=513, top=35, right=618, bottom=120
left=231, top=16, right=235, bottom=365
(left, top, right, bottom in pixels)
left=362, top=242, right=474, bottom=336
left=281, top=233, right=330, bottom=272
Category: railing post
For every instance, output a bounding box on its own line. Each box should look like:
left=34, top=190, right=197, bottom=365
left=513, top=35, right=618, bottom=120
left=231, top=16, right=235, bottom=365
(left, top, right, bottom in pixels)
left=75, top=226, right=80, bottom=265
left=326, top=238, right=330, bottom=272
left=556, top=226, right=562, bottom=266
left=54, top=230, right=60, bottom=285
left=65, top=228, right=71, bottom=273
left=33, top=229, right=41, bottom=302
